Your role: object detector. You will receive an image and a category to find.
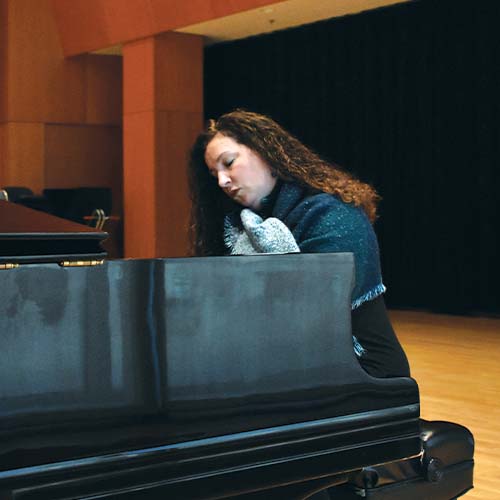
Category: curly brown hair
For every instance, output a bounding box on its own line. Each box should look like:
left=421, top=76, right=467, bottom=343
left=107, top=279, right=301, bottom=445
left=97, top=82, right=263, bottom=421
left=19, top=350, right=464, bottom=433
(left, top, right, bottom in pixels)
left=188, top=109, right=380, bottom=256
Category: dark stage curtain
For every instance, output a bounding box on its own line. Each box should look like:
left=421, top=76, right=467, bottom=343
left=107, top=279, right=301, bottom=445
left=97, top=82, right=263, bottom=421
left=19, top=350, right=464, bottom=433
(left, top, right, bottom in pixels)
left=204, top=0, right=500, bottom=315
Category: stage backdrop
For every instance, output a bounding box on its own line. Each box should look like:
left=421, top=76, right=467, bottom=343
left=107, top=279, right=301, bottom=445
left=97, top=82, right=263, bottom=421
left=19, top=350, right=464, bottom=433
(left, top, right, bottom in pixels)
left=204, top=0, right=499, bottom=316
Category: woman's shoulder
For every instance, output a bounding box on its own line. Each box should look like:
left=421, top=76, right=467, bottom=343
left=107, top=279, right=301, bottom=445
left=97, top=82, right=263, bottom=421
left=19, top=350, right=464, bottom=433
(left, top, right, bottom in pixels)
left=288, top=191, right=378, bottom=254
left=304, top=190, right=352, bottom=209
left=289, top=188, right=368, bottom=225
left=274, top=182, right=350, bottom=217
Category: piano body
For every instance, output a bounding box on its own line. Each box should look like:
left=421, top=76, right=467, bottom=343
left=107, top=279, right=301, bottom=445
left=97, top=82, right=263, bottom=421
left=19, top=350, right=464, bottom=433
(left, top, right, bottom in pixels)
left=0, top=200, right=446, bottom=499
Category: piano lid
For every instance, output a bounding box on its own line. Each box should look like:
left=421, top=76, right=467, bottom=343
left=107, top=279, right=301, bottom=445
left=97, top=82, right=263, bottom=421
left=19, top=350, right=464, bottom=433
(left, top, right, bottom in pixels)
left=0, top=200, right=108, bottom=265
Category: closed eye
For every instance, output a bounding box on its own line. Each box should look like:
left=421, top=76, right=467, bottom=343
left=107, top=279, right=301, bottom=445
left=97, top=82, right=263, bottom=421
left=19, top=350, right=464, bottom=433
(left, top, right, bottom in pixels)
left=224, top=158, right=235, bottom=168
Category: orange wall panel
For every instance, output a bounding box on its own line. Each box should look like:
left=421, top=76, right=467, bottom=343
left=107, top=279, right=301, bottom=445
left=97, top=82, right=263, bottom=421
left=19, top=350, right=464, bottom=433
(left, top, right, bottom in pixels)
left=42, top=56, right=87, bottom=124
left=3, top=0, right=124, bottom=257
left=85, top=54, right=123, bottom=125
left=210, top=0, right=281, bottom=17
left=52, top=0, right=284, bottom=56
left=102, top=0, right=154, bottom=46
left=154, top=32, right=203, bottom=113
left=4, top=122, right=45, bottom=193
left=44, top=124, right=123, bottom=213
left=49, top=0, right=110, bottom=58
left=149, top=0, right=215, bottom=32
left=7, top=0, right=86, bottom=123
left=150, top=0, right=286, bottom=37
left=5, top=1, right=123, bottom=125
left=155, top=110, right=203, bottom=257
left=0, top=0, right=7, bottom=122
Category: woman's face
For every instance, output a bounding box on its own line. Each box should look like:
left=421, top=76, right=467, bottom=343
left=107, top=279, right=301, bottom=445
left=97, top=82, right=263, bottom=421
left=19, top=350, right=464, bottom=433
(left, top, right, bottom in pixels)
left=204, top=133, right=277, bottom=211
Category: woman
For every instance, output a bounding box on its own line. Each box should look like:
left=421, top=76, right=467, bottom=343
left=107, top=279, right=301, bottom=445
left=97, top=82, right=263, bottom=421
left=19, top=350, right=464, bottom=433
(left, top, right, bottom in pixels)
left=188, top=109, right=409, bottom=378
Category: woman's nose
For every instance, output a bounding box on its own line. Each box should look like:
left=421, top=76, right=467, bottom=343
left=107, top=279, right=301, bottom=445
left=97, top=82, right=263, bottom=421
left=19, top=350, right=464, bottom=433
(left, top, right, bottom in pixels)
left=218, top=172, right=231, bottom=188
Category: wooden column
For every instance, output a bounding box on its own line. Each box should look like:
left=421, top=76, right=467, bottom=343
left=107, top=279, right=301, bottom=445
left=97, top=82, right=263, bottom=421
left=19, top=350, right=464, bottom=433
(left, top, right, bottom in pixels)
left=0, top=0, right=7, bottom=186
left=123, top=32, right=203, bottom=258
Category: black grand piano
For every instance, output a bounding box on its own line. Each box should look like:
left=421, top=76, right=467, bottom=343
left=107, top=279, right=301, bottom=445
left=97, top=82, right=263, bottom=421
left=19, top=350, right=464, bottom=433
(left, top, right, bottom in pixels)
left=0, top=200, right=474, bottom=499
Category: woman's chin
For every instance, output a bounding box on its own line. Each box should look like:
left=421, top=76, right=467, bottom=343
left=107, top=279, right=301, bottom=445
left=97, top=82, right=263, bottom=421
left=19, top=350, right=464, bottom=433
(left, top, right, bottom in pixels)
left=236, top=196, right=253, bottom=209
left=232, top=193, right=258, bottom=210
left=244, top=199, right=260, bottom=211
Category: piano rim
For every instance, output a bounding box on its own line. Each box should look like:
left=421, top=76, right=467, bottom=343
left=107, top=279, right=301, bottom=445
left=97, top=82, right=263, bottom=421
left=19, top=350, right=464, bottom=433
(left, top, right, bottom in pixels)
left=0, top=403, right=421, bottom=497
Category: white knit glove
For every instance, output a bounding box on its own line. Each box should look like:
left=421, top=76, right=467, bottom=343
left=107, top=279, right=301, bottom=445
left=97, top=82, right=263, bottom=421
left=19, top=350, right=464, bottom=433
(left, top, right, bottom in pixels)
left=229, top=209, right=300, bottom=255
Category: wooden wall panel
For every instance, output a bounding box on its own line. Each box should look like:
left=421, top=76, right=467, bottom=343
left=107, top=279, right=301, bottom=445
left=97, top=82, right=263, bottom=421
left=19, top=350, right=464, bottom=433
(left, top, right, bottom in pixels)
left=210, top=0, right=283, bottom=17
left=3, top=123, right=45, bottom=193
left=49, top=0, right=110, bottom=59
left=7, top=0, right=86, bottom=123
left=44, top=124, right=123, bottom=213
left=0, top=0, right=7, bottom=122
left=155, top=110, right=203, bottom=257
left=150, top=0, right=280, bottom=31
left=85, top=54, right=123, bottom=125
left=155, top=32, right=204, bottom=113
left=149, top=0, right=215, bottom=31
left=102, top=0, right=154, bottom=45
left=52, top=0, right=283, bottom=56
left=3, top=0, right=124, bottom=258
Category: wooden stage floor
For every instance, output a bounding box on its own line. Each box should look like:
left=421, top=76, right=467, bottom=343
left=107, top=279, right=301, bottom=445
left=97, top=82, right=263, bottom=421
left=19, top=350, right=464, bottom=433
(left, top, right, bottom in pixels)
left=390, top=309, right=500, bottom=500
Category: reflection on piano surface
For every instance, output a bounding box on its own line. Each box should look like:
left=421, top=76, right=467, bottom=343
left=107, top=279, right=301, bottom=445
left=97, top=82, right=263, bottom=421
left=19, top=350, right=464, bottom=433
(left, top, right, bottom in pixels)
left=0, top=200, right=471, bottom=499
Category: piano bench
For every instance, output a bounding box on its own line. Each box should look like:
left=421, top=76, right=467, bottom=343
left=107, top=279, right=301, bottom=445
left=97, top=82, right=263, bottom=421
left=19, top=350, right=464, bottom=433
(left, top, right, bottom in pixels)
left=332, top=419, right=474, bottom=500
